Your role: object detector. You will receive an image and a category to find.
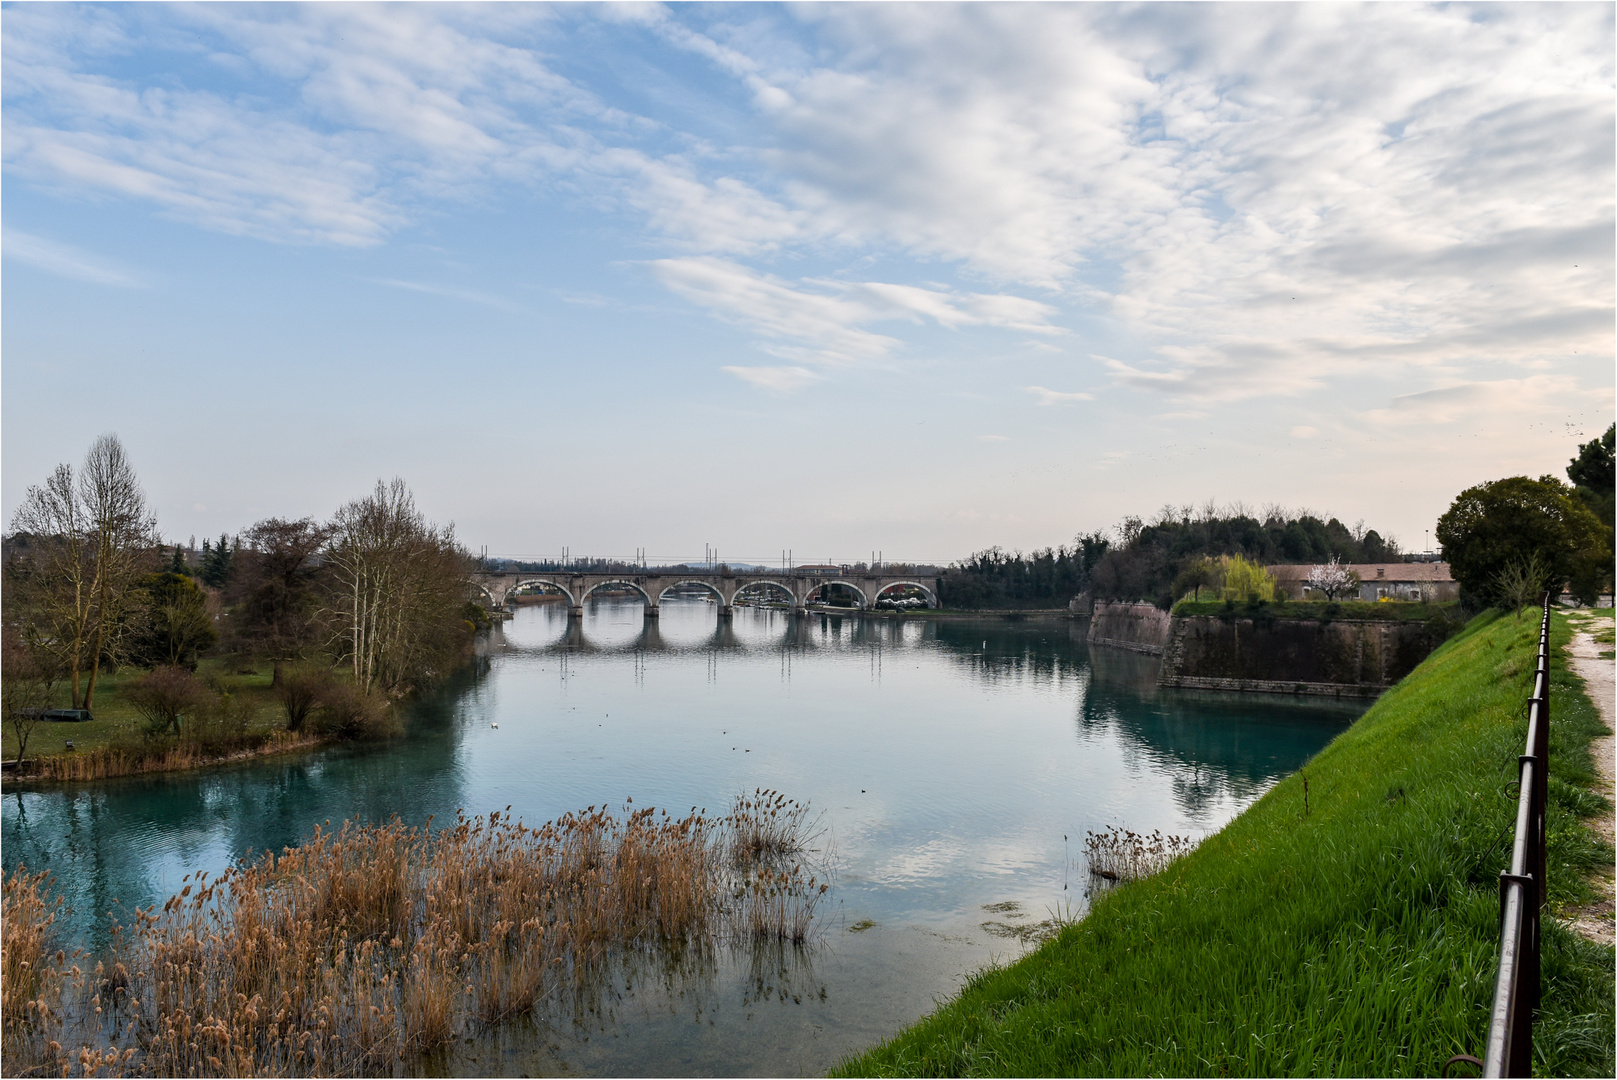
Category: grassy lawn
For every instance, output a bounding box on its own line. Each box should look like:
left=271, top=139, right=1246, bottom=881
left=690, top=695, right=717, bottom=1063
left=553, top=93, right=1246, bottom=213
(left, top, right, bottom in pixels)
left=835, top=608, right=1615, bottom=1077
left=3, top=658, right=289, bottom=762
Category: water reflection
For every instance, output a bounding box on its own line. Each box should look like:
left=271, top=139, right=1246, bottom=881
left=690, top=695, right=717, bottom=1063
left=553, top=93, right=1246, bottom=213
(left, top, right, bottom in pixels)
left=2, top=603, right=1365, bottom=1076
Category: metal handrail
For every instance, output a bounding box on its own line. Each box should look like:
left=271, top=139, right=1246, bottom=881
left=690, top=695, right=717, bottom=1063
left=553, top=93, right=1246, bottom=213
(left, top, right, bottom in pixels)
left=1477, top=594, right=1553, bottom=1077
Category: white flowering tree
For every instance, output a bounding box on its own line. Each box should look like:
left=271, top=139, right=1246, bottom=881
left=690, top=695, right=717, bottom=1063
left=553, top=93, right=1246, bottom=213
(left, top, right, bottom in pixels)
left=1306, top=555, right=1359, bottom=601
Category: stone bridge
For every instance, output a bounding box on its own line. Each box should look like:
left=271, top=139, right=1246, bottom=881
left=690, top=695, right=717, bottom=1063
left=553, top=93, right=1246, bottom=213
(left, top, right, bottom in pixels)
left=470, top=568, right=941, bottom=617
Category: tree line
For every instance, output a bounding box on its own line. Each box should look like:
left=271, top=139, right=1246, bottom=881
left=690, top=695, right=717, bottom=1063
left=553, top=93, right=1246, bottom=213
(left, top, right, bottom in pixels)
left=3, top=435, right=483, bottom=760
left=939, top=505, right=1400, bottom=610
left=939, top=423, right=1614, bottom=613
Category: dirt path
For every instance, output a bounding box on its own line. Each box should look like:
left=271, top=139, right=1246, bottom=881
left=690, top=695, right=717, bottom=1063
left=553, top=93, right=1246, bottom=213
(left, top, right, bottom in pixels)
left=1562, top=611, right=1614, bottom=946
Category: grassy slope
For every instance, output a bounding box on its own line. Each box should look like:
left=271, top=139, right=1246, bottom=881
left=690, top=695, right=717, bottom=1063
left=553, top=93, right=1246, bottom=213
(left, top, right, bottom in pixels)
left=2, top=658, right=287, bottom=761
left=836, top=610, right=1615, bottom=1077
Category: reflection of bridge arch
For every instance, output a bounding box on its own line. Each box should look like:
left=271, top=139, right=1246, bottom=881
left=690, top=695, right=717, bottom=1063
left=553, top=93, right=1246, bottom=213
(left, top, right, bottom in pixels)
left=580, top=579, right=655, bottom=607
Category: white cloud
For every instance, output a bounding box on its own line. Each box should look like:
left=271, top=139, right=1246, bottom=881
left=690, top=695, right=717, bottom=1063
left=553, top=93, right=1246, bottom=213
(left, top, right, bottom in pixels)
left=652, top=257, right=899, bottom=364
left=369, top=278, right=522, bottom=312
left=1025, top=386, right=1093, bottom=406
left=3, top=2, right=1610, bottom=410
left=720, top=365, right=818, bottom=392
left=977, top=434, right=1009, bottom=442
left=1, top=228, right=144, bottom=286
left=1361, top=375, right=1582, bottom=427
left=651, top=257, right=1059, bottom=367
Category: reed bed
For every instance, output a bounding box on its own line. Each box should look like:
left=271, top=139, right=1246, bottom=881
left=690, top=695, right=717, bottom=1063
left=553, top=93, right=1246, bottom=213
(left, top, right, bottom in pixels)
left=1, top=790, right=829, bottom=1078
left=1082, top=826, right=1196, bottom=883
left=14, top=730, right=325, bottom=784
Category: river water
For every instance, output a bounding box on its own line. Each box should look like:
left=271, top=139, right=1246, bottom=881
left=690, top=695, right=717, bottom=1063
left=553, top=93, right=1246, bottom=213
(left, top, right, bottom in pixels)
left=1, top=599, right=1364, bottom=1076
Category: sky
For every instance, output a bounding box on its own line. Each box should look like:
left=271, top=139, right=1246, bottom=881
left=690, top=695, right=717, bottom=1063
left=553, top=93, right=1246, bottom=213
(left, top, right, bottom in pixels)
left=3, top=1, right=1612, bottom=566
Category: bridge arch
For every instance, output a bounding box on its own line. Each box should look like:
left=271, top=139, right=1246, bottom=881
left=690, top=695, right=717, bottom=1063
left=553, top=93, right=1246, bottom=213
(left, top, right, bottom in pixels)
left=814, top=580, right=869, bottom=607
left=504, top=578, right=578, bottom=608
left=655, top=579, right=726, bottom=605
left=871, top=580, right=939, bottom=608
left=732, top=579, right=796, bottom=606
left=579, top=579, right=656, bottom=607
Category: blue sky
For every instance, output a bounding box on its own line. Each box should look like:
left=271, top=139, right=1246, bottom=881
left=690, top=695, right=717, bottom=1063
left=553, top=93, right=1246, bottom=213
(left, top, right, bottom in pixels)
left=3, top=2, right=1612, bottom=564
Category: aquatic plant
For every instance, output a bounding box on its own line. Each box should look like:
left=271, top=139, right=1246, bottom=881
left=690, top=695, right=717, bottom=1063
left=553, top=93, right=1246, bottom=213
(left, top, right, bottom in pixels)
left=1082, top=826, right=1196, bottom=884
left=0, top=793, right=831, bottom=1077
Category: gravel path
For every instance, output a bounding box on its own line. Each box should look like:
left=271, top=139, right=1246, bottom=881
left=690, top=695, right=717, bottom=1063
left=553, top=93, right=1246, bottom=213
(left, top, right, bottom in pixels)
left=1563, top=612, right=1614, bottom=946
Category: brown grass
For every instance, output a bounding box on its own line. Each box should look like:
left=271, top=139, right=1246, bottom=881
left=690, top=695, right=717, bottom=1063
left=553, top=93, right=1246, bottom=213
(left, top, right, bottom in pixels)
left=1083, top=826, right=1196, bottom=884
left=1, top=791, right=829, bottom=1077
left=11, top=730, right=325, bottom=784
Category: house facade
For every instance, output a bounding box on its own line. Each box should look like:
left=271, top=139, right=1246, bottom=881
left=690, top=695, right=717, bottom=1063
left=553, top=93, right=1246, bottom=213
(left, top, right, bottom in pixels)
left=1266, top=562, right=1459, bottom=602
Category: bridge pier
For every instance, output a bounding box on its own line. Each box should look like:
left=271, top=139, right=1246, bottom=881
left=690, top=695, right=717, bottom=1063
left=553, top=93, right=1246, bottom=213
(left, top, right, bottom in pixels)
left=719, top=605, right=734, bottom=618
left=569, top=605, right=584, bottom=618
left=645, top=604, right=659, bottom=619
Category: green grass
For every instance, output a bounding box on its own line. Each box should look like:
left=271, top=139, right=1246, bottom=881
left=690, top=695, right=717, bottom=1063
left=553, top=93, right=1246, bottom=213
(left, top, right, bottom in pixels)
left=1571, top=607, right=1615, bottom=645
left=834, top=609, right=1615, bottom=1077
left=2, top=658, right=287, bottom=761
left=1170, top=598, right=1460, bottom=622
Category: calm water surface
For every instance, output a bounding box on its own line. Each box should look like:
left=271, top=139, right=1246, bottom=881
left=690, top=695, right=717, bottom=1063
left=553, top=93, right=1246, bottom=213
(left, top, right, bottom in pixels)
left=2, top=600, right=1364, bottom=1076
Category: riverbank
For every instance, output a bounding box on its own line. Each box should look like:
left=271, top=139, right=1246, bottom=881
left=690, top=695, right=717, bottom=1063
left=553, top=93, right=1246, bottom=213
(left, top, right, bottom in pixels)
left=834, top=608, right=1615, bottom=1077
left=2, top=659, right=355, bottom=786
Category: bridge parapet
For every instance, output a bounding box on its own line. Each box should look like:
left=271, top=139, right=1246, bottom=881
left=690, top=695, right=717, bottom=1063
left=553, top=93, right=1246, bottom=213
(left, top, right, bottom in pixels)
left=470, top=569, right=939, bottom=616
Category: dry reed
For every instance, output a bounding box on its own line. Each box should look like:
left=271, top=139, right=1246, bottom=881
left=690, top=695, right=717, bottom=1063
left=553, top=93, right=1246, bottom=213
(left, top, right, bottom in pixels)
left=1084, top=826, right=1196, bottom=884
left=14, top=731, right=326, bottom=784
left=1, top=790, right=829, bottom=1077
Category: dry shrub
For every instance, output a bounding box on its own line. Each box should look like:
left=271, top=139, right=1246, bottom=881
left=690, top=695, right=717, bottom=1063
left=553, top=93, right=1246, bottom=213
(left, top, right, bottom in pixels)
left=183, top=688, right=253, bottom=752
left=2, top=795, right=831, bottom=1077
left=127, top=666, right=209, bottom=738
left=315, top=682, right=398, bottom=740
left=1085, top=826, right=1196, bottom=884
left=274, top=669, right=331, bottom=733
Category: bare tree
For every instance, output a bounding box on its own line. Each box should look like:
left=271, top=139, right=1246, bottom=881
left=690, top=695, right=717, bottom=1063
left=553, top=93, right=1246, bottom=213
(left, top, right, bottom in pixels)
left=325, top=480, right=472, bottom=695
left=7, top=435, right=158, bottom=709
left=2, top=626, right=57, bottom=763
left=1494, top=553, right=1549, bottom=620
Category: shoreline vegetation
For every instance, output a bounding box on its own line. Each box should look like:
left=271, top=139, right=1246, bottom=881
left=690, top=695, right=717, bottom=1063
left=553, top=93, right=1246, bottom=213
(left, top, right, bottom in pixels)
left=4, top=442, right=488, bottom=785
left=1, top=791, right=830, bottom=1078
left=0, top=657, right=403, bottom=786
left=832, top=607, right=1615, bottom=1078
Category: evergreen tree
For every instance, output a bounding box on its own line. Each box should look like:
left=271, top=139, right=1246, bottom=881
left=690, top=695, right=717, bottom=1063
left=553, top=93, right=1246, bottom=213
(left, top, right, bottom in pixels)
left=200, top=533, right=234, bottom=588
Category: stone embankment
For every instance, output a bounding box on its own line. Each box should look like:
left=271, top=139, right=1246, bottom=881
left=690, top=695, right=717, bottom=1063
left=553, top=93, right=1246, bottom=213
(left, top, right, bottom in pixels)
left=1086, top=600, right=1448, bottom=698
left=1085, top=601, right=1171, bottom=655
